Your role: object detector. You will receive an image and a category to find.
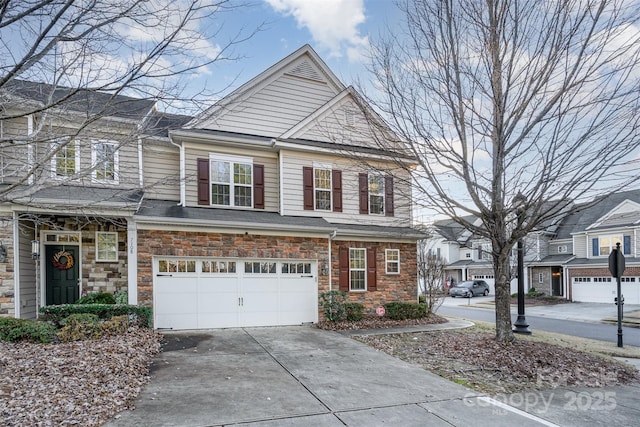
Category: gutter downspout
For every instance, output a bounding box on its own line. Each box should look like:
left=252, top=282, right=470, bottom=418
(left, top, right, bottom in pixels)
left=169, top=134, right=185, bottom=207
left=328, top=230, right=337, bottom=293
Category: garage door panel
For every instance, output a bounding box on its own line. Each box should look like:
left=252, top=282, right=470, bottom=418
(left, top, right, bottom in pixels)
left=155, top=313, right=198, bottom=330
left=154, top=258, right=317, bottom=330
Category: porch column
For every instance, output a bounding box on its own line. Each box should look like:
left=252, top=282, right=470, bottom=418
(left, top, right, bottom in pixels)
left=127, top=219, right=138, bottom=305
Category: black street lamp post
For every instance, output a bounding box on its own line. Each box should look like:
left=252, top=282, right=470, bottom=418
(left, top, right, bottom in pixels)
left=513, top=192, right=531, bottom=335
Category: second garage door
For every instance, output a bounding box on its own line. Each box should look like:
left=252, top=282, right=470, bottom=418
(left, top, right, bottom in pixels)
left=154, top=258, right=318, bottom=330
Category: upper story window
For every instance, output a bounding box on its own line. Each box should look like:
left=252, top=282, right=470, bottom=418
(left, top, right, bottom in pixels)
left=210, top=155, right=252, bottom=207
left=92, top=141, right=119, bottom=183
left=359, top=173, right=394, bottom=216
left=198, top=155, right=264, bottom=209
left=314, top=168, right=332, bottom=210
left=303, top=166, right=342, bottom=212
left=52, top=139, right=80, bottom=178
left=592, top=235, right=631, bottom=257
left=557, top=245, right=568, bottom=254
left=368, top=175, right=384, bottom=215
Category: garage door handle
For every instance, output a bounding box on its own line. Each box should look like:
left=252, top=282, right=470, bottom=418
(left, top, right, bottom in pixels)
left=238, top=297, right=244, bottom=306
left=301, top=275, right=313, bottom=278
left=157, top=274, right=173, bottom=277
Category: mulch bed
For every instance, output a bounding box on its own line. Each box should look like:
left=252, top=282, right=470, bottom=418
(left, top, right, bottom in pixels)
left=0, top=328, right=162, bottom=426
left=316, top=314, right=448, bottom=331
left=357, top=329, right=639, bottom=395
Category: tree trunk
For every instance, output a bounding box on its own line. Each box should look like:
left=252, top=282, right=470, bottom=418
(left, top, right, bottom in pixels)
left=494, top=251, right=514, bottom=342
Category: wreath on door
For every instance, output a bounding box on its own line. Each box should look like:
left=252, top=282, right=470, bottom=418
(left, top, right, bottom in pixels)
left=52, top=250, right=74, bottom=270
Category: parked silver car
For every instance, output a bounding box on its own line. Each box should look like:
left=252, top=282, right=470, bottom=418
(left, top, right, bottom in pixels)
left=449, top=280, right=490, bottom=298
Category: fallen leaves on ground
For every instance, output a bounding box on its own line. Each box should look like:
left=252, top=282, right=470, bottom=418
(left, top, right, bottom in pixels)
left=357, top=329, right=640, bottom=395
left=316, top=314, right=448, bottom=331
left=0, top=327, right=162, bottom=426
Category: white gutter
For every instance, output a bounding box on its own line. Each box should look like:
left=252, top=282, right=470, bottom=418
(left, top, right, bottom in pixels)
left=137, top=137, right=144, bottom=187
left=168, top=135, right=185, bottom=207
left=278, top=140, right=284, bottom=216
left=135, top=214, right=333, bottom=234
left=12, top=212, right=20, bottom=319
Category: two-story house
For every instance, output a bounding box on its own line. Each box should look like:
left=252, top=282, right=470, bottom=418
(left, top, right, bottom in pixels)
left=550, top=190, right=640, bottom=304
left=1, top=45, right=424, bottom=330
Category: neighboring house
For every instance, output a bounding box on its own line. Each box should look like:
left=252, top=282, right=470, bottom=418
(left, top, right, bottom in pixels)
left=430, top=191, right=640, bottom=304
left=552, top=190, right=640, bottom=304
left=0, top=45, right=424, bottom=330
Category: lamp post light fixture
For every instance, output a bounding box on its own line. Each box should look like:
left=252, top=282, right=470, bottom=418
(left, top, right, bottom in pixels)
left=513, top=192, right=531, bottom=335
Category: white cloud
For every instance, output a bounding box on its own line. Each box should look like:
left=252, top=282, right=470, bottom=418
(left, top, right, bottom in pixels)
left=265, top=0, right=369, bottom=61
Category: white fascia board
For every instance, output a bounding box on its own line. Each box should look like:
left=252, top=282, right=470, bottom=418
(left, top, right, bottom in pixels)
left=170, top=129, right=276, bottom=150
left=274, top=140, right=418, bottom=165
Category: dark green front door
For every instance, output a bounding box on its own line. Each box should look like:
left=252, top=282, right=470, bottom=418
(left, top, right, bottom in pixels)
left=46, top=245, right=79, bottom=305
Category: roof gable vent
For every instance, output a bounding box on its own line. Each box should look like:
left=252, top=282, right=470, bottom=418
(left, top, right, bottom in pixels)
left=286, top=60, right=324, bottom=82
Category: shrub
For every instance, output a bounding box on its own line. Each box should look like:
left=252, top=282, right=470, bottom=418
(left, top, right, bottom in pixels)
left=114, top=290, right=128, bottom=305
left=57, top=314, right=102, bottom=342
left=76, top=292, right=116, bottom=305
left=39, top=304, right=152, bottom=328
left=383, top=302, right=428, bottom=320
left=527, top=287, right=545, bottom=297
left=0, top=318, right=57, bottom=343
left=344, top=302, right=364, bottom=321
left=319, top=291, right=348, bottom=322
left=99, top=315, right=130, bottom=336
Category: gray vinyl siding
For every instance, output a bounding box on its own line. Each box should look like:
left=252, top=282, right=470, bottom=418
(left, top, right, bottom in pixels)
left=202, top=74, right=337, bottom=137
left=18, top=225, right=37, bottom=319
left=0, top=116, right=29, bottom=184
left=142, top=142, right=180, bottom=201
left=280, top=150, right=412, bottom=226
left=184, top=143, right=279, bottom=211
left=575, top=235, right=587, bottom=257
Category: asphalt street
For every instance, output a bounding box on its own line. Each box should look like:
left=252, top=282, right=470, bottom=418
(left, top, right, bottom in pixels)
left=438, top=303, right=640, bottom=347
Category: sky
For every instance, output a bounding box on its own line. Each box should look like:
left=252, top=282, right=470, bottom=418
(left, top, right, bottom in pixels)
left=189, top=0, right=401, bottom=104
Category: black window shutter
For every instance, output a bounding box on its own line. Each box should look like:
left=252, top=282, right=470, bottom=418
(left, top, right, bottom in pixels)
left=197, top=158, right=210, bottom=205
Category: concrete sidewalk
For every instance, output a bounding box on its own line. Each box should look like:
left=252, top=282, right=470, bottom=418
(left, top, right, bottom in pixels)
left=105, top=325, right=640, bottom=427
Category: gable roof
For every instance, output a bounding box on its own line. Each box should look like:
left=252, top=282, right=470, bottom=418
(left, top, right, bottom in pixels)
left=143, top=110, right=193, bottom=138
left=555, top=189, right=640, bottom=238
left=1, top=79, right=155, bottom=121
left=188, top=45, right=345, bottom=131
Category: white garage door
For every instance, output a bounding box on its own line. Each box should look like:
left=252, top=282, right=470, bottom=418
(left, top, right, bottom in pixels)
left=572, top=277, right=640, bottom=304
left=154, top=258, right=318, bottom=330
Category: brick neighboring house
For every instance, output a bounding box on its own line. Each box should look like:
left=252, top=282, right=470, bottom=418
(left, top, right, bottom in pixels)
left=1, top=45, right=424, bottom=329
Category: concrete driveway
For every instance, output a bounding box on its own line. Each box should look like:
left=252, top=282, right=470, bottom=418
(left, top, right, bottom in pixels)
left=106, top=326, right=556, bottom=427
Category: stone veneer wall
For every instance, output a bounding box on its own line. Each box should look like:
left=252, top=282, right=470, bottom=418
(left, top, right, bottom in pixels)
left=136, top=230, right=329, bottom=308
left=0, top=220, right=14, bottom=317
left=330, top=241, right=418, bottom=313
left=40, top=218, right=128, bottom=296
left=531, top=267, right=553, bottom=296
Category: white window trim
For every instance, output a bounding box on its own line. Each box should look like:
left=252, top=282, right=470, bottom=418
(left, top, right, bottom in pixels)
left=349, top=248, right=367, bottom=291
left=96, top=232, right=119, bottom=262
left=385, top=249, right=400, bottom=274
left=51, top=139, right=81, bottom=179
left=368, top=174, right=385, bottom=215
left=208, top=153, right=253, bottom=208
left=594, top=235, right=624, bottom=257
left=538, top=273, right=544, bottom=283
left=557, top=245, right=567, bottom=254
left=313, top=166, right=332, bottom=211
left=91, top=140, right=119, bottom=184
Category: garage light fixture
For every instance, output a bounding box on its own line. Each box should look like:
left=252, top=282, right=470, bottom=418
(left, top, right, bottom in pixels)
left=321, top=259, right=329, bottom=275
